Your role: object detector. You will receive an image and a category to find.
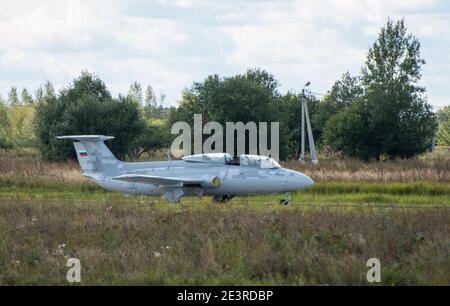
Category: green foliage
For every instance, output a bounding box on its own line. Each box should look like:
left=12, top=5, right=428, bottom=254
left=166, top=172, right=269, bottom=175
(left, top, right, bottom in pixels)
left=324, top=19, right=437, bottom=159
left=5, top=106, right=36, bottom=148
left=0, top=87, right=36, bottom=149
left=277, top=92, right=321, bottom=158
left=0, top=96, right=35, bottom=149
left=168, top=68, right=284, bottom=157
left=324, top=99, right=373, bottom=160
left=145, top=84, right=157, bottom=109
left=436, top=106, right=450, bottom=146
left=0, top=101, right=11, bottom=149
left=127, top=82, right=143, bottom=105
left=275, top=76, right=362, bottom=158
left=302, top=72, right=364, bottom=151
left=8, top=87, right=20, bottom=106
left=34, top=71, right=145, bottom=161
left=327, top=72, right=364, bottom=108
left=21, top=88, right=34, bottom=105
left=125, top=82, right=172, bottom=157
left=276, top=93, right=302, bottom=159
left=34, top=81, right=55, bottom=103
left=130, top=119, right=170, bottom=159
left=314, top=73, right=363, bottom=141
left=192, top=68, right=279, bottom=123
left=0, top=196, right=449, bottom=285
left=363, top=19, right=424, bottom=88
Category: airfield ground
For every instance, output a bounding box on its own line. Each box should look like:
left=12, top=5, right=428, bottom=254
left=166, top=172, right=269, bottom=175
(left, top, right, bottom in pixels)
left=0, top=149, right=449, bottom=285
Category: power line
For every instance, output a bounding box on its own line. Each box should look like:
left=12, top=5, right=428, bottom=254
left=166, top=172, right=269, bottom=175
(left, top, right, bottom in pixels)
left=305, top=90, right=326, bottom=97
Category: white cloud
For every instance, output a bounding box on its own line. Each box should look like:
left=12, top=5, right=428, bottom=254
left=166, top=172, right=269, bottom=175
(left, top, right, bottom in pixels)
left=114, top=17, right=189, bottom=55
left=0, top=0, right=448, bottom=108
left=0, top=0, right=194, bottom=102
left=215, top=0, right=449, bottom=106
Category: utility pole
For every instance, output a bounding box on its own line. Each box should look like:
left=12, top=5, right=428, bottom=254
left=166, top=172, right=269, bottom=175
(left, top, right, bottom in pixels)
left=299, top=82, right=310, bottom=163
left=299, top=82, right=318, bottom=164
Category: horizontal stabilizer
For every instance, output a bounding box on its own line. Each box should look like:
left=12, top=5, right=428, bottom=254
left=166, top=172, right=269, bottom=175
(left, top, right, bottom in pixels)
left=56, top=135, right=115, bottom=141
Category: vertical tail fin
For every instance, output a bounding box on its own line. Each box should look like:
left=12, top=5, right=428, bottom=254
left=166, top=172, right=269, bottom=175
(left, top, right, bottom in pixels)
left=57, top=135, right=122, bottom=177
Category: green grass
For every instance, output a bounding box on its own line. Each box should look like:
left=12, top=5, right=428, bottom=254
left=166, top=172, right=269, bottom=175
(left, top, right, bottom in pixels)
left=0, top=198, right=448, bottom=285
left=1, top=151, right=449, bottom=285
left=1, top=182, right=449, bottom=207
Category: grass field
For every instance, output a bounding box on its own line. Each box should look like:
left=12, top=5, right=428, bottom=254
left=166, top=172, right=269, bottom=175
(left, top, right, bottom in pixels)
left=0, top=149, right=449, bottom=285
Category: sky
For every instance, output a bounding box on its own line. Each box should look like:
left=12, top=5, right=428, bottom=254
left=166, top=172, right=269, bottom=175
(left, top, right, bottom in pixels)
left=0, top=0, right=449, bottom=109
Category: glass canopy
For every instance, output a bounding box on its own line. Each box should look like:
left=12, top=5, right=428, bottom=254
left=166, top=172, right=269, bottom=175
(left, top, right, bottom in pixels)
left=183, top=153, right=233, bottom=164
left=239, top=155, right=281, bottom=169
left=183, top=153, right=281, bottom=169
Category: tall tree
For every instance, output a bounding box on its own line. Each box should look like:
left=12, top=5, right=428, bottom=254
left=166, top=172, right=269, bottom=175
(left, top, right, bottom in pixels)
left=436, top=106, right=450, bottom=146
left=324, top=19, right=436, bottom=159
left=145, top=85, right=157, bottom=108
left=8, top=87, right=20, bottom=106
left=35, top=87, right=44, bottom=102
left=21, top=88, right=34, bottom=105
left=35, top=81, right=56, bottom=103
left=159, top=92, right=166, bottom=108
left=44, top=81, right=56, bottom=98
left=128, top=82, right=143, bottom=105
left=144, top=84, right=158, bottom=117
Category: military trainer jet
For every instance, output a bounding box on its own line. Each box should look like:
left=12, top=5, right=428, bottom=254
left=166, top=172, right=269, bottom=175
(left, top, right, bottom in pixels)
left=57, top=135, right=314, bottom=204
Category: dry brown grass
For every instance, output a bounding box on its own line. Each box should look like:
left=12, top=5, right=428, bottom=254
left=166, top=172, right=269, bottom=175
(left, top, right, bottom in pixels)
left=0, top=149, right=88, bottom=186
left=285, top=156, right=450, bottom=183
left=1, top=149, right=449, bottom=187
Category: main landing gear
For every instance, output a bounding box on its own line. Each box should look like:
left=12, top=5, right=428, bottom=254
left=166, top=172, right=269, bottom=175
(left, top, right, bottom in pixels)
left=280, top=192, right=292, bottom=205
left=213, top=195, right=234, bottom=203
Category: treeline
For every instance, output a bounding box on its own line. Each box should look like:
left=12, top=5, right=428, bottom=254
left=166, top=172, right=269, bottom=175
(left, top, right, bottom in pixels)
left=0, top=19, right=448, bottom=161
left=0, top=75, right=171, bottom=160
left=0, top=90, right=35, bottom=149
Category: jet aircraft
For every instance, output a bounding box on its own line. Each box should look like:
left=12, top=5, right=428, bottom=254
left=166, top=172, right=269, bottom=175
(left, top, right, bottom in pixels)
left=57, top=135, right=314, bottom=204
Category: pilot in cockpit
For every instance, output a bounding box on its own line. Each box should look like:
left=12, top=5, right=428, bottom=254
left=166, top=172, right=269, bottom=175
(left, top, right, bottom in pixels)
left=225, top=156, right=240, bottom=166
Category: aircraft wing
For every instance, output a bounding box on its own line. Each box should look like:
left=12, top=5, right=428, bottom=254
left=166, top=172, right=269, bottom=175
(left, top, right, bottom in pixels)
left=110, top=174, right=203, bottom=186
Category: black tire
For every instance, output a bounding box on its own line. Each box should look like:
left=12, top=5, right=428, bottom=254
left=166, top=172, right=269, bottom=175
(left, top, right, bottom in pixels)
left=280, top=199, right=290, bottom=205
left=213, top=196, right=229, bottom=203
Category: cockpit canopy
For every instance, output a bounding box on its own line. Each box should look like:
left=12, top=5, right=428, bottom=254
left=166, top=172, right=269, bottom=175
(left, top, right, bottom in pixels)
left=182, top=153, right=281, bottom=169
left=182, top=153, right=232, bottom=164
left=239, top=155, right=281, bottom=169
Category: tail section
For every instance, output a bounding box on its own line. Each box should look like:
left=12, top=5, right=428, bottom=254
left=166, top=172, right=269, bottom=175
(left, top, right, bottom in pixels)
left=57, top=135, right=122, bottom=177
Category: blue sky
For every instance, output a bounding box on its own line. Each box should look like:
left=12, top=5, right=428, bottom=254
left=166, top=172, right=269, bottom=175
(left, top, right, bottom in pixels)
left=0, top=0, right=449, bottom=109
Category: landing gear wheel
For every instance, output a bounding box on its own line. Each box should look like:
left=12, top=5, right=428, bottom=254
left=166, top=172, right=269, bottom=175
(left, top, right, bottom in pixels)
left=280, top=192, right=292, bottom=205
left=213, top=195, right=234, bottom=203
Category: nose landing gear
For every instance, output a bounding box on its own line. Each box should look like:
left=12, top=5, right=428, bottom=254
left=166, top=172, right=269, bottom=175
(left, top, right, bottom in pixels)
left=280, top=192, right=292, bottom=205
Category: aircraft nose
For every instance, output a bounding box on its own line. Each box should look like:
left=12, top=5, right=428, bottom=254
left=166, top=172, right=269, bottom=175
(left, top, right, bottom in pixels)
left=295, top=172, right=314, bottom=189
